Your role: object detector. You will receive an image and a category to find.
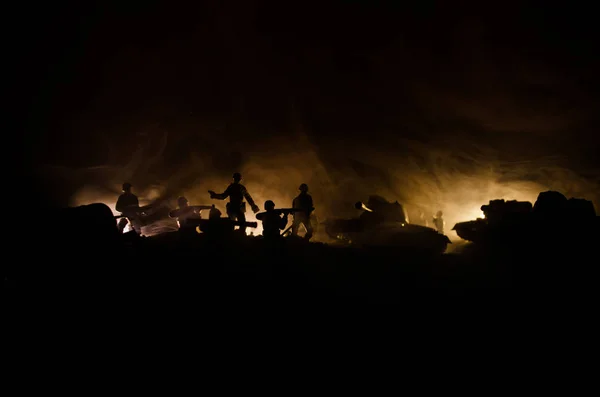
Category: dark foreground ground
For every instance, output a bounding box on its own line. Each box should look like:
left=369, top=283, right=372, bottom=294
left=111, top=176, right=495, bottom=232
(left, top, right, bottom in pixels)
left=5, top=227, right=598, bottom=313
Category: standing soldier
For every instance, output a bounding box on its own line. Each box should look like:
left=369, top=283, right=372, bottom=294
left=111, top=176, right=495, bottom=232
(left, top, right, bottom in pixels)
left=291, top=183, right=315, bottom=240
left=420, top=210, right=430, bottom=227
left=432, top=210, right=445, bottom=234
left=208, top=172, right=259, bottom=233
left=116, top=182, right=143, bottom=234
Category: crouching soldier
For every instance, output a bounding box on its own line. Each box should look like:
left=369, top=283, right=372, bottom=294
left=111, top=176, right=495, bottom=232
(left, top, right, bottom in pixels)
left=256, top=200, right=289, bottom=240
left=169, top=196, right=204, bottom=235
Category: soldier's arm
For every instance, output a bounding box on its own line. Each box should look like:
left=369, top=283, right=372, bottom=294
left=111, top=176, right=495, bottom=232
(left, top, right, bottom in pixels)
left=210, top=185, right=230, bottom=200
left=308, top=195, right=314, bottom=211
left=243, top=189, right=257, bottom=207
left=243, top=189, right=259, bottom=212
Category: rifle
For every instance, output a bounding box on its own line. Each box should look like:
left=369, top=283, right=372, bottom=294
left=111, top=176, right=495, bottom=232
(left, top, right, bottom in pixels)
left=256, top=209, right=294, bottom=221
left=281, top=224, right=293, bottom=236
left=277, top=208, right=301, bottom=216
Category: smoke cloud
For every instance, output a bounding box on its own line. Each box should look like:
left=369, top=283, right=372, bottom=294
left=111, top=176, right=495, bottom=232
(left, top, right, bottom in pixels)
left=30, top=2, right=600, bottom=241
left=38, top=118, right=598, bottom=241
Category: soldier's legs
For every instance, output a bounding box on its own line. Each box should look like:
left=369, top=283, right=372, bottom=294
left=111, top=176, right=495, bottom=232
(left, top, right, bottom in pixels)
left=227, top=210, right=247, bottom=232
left=292, top=215, right=312, bottom=239
left=304, top=217, right=314, bottom=240
left=226, top=211, right=237, bottom=233
left=238, top=211, right=247, bottom=233
left=291, top=217, right=302, bottom=236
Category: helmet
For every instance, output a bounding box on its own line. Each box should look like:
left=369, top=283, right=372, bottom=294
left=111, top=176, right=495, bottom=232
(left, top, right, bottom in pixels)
left=233, top=172, right=242, bottom=181
left=299, top=183, right=308, bottom=192
left=122, top=182, right=132, bottom=191
left=177, top=196, right=189, bottom=206
left=209, top=204, right=222, bottom=219
left=264, top=200, right=275, bottom=210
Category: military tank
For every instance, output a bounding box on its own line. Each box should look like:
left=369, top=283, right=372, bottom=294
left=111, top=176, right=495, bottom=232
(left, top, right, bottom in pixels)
left=322, top=195, right=451, bottom=254
left=452, top=190, right=599, bottom=248
left=452, top=199, right=532, bottom=243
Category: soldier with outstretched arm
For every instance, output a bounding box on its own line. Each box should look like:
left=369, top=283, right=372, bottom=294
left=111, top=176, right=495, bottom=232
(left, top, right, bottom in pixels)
left=291, top=183, right=315, bottom=240
left=208, top=172, right=259, bottom=233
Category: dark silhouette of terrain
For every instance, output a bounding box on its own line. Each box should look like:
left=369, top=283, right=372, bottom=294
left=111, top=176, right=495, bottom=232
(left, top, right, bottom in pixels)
left=5, top=190, right=598, bottom=314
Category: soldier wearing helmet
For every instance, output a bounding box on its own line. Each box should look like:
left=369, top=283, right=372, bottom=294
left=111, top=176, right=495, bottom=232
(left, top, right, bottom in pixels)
left=208, top=172, right=259, bottom=233
left=256, top=200, right=288, bottom=239
left=169, top=196, right=202, bottom=231
left=177, top=196, right=189, bottom=207
left=116, top=182, right=143, bottom=234
left=291, top=183, right=315, bottom=240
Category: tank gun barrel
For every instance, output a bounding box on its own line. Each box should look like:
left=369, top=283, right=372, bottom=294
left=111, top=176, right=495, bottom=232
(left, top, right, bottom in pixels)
left=354, top=201, right=373, bottom=212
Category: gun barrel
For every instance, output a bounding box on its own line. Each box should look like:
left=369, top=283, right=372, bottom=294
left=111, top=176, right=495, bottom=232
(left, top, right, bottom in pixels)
left=277, top=208, right=300, bottom=214
left=354, top=201, right=373, bottom=212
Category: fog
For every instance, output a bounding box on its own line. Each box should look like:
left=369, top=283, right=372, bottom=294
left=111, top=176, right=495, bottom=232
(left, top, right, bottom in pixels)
left=26, top=3, right=599, bottom=240
left=38, top=119, right=598, bottom=241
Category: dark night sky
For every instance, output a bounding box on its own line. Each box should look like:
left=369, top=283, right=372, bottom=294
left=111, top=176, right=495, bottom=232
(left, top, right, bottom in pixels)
left=12, top=1, right=600, bottom=228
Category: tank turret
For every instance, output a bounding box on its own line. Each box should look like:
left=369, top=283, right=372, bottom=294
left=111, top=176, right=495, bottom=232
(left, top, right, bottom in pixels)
left=353, top=195, right=407, bottom=224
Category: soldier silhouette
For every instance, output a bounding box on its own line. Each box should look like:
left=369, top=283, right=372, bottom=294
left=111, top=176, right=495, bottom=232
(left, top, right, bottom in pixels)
left=169, top=196, right=202, bottom=233
left=209, top=204, right=222, bottom=219
left=291, top=183, right=315, bottom=240
left=420, top=210, right=429, bottom=227
left=208, top=172, right=259, bottom=233
left=432, top=210, right=445, bottom=234
left=116, top=182, right=143, bottom=234
left=256, top=200, right=289, bottom=239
